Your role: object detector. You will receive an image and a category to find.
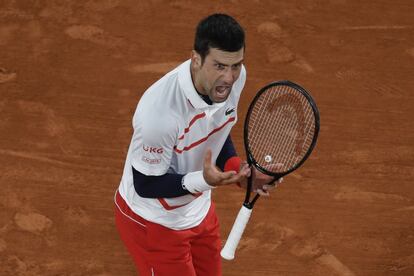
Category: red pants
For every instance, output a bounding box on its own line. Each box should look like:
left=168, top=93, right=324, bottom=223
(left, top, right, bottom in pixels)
left=114, top=190, right=222, bottom=276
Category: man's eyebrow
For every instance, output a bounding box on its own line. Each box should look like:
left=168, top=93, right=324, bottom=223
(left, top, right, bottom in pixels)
left=213, top=59, right=244, bottom=66
left=232, top=59, right=244, bottom=66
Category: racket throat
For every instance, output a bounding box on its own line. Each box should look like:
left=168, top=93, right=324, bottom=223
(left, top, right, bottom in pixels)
left=244, top=177, right=253, bottom=207
left=244, top=177, right=260, bottom=209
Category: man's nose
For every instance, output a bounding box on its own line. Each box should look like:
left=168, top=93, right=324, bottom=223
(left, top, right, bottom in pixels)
left=222, top=68, right=234, bottom=84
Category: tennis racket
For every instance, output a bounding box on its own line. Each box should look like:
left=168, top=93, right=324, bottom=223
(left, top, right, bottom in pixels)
left=220, top=80, right=320, bottom=260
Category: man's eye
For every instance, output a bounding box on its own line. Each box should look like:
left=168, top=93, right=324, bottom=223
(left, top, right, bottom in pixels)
left=215, top=64, right=225, bottom=70
left=232, top=64, right=241, bottom=70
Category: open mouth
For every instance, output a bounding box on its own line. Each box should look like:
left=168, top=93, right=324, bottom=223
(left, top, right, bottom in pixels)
left=215, top=86, right=231, bottom=98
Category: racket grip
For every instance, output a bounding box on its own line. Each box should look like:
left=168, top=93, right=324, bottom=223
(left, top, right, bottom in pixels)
left=220, top=205, right=252, bottom=260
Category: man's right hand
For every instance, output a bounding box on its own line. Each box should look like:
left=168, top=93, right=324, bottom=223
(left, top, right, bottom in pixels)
left=203, top=149, right=250, bottom=187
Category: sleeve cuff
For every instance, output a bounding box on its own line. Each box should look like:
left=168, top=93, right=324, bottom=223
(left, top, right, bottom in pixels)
left=182, top=171, right=215, bottom=194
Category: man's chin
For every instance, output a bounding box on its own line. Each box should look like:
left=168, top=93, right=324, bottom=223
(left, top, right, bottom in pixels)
left=211, top=94, right=229, bottom=103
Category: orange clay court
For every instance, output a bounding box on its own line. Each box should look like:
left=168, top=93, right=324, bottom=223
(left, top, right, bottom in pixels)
left=0, top=1, right=413, bottom=275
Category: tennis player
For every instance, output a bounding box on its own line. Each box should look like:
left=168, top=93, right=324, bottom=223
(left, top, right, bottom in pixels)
left=114, top=13, right=279, bottom=276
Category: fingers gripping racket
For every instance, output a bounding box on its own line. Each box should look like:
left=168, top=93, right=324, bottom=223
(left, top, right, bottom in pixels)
left=220, top=80, right=320, bottom=260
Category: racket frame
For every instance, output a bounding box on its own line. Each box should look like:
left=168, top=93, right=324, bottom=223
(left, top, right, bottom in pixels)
left=221, top=80, right=320, bottom=260
left=243, top=80, right=320, bottom=208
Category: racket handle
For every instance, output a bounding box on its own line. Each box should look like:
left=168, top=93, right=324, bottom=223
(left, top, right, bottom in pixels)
left=220, top=205, right=252, bottom=260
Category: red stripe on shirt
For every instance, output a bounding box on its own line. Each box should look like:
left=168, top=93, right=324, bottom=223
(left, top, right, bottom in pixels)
left=174, top=116, right=236, bottom=154
left=178, top=112, right=206, bottom=140
left=158, top=198, right=188, bottom=210
left=158, top=192, right=203, bottom=210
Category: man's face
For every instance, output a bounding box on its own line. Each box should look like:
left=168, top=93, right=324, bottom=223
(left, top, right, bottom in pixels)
left=192, top=47, right=244, bottom=103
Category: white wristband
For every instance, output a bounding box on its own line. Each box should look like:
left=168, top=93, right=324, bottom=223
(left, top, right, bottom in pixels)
left=182, top=171, right=215, bottom=193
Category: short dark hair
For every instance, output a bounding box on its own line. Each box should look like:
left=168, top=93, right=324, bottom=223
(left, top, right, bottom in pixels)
left=194, top=14, right=245, bottom=62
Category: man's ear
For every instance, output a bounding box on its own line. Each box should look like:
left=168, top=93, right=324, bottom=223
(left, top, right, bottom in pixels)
left=191, top=50, right=202, bottom=68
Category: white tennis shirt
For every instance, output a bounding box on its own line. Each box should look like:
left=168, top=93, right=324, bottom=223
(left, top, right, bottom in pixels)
left=118, top=59, right=246, bottom=230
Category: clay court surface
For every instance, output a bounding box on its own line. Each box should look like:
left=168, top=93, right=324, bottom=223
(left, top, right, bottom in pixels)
left=0, top=0, right=413, bottom=275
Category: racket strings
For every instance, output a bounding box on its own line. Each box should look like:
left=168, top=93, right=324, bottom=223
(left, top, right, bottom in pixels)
left=276, top=89, right=314, bottom=164
left=269, top=92, right=314, bottom=169
left=261, top=86, right=296, bottom=168
left=262, top=98, right=312, bottom=169
left=247, top=85, right=316, bottom=173
left=268, top=91, right=306, bottom=169
left=269, top=86, right=303, bottom=167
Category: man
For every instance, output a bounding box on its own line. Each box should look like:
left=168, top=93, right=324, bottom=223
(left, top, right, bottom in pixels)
left=114, top=13, right=280, bottom=276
